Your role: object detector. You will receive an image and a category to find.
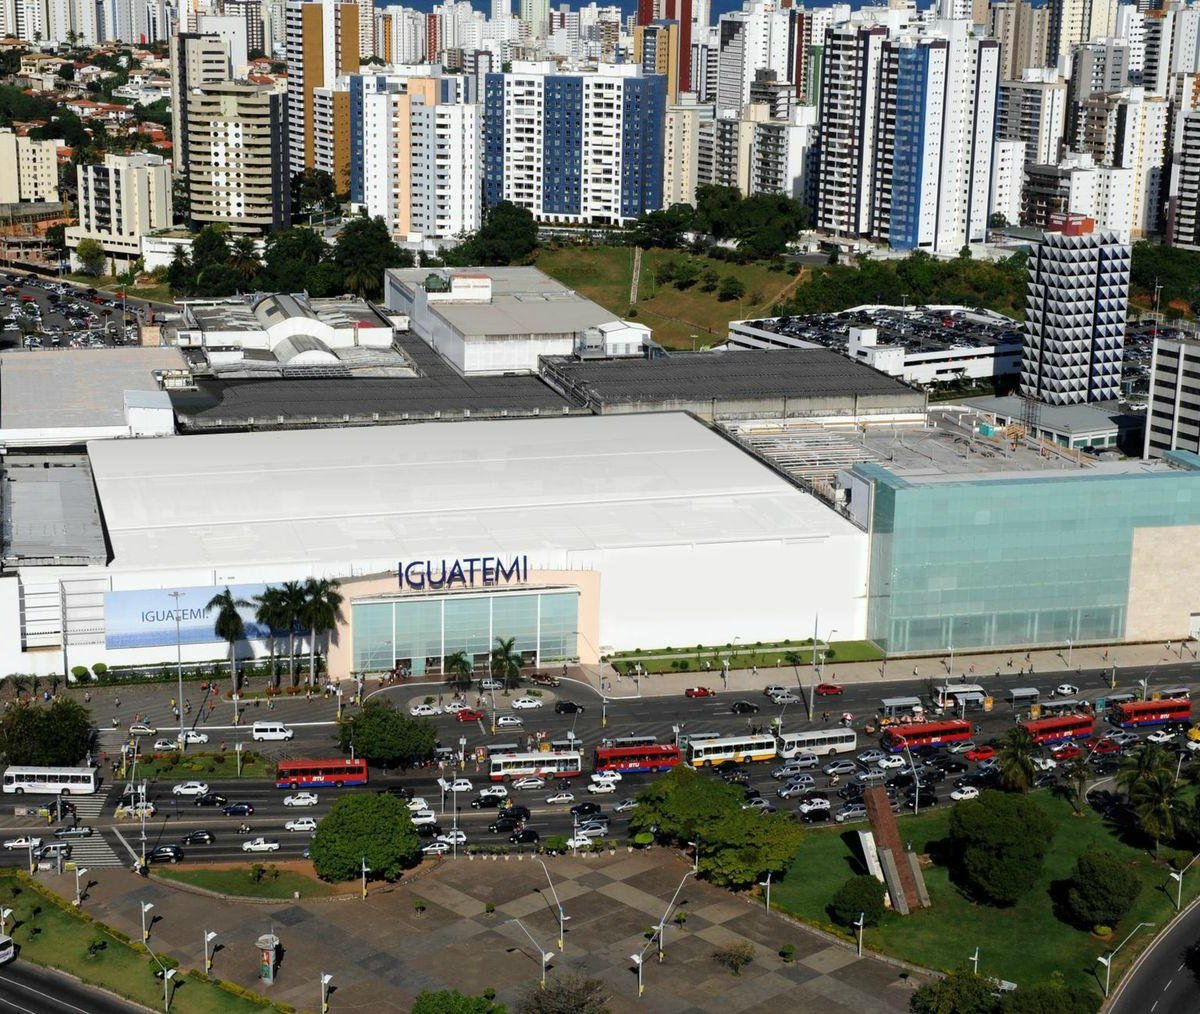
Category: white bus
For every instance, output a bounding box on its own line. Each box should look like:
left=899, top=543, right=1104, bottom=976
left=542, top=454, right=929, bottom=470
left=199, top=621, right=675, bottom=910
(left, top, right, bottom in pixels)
left=489, top=751, right=583, bottom=782
left=1, top=766, right=97, bottom=795
left=777, top=728, right=858, bottom=759
left=686, top=734, right=778, bottom=767
left=933, top=684, right=987, bottom=709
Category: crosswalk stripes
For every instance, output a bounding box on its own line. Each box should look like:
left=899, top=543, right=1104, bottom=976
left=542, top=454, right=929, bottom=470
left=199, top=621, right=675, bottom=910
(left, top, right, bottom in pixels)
left=69, top=834, right=124, bottom=868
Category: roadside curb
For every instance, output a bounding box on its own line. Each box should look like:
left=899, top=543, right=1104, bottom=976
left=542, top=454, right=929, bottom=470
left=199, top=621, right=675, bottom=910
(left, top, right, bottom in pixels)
left=1102, top=889, right=1200, bottom=1012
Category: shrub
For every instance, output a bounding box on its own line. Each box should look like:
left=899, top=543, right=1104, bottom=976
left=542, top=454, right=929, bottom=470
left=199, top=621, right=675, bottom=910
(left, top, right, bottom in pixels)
left=71, top=666, right=89, bottom=679
left=544, top=835, right=569, bottom=854
left=948, top=791, right=1056, bottom=905
left=414, top=900, right=426, bottom=915
left=828, top=875, right=885, bottom=928
left=91, top=663, right=107, bottom=676
left=779, top=943, right=795, bottom=963
left=712, top=942, right=756, bottom=976
left=1065, top=849, right=1141, bottom=930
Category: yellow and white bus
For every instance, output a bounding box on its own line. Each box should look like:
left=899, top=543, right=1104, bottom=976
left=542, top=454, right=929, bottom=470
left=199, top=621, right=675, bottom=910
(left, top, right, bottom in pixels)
left=686, top=734, right=778, bottom=766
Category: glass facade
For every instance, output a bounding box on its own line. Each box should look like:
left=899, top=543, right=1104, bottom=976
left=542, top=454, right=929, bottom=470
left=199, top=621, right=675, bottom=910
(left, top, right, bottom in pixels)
left=351, top=590, right=580, bottom=675
left=860, top=453, right=1200, bottom=653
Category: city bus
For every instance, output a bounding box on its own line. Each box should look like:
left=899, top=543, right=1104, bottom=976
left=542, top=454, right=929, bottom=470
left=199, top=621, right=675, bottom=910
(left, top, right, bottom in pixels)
left=777, top=728, right=857, bottom=758
left=275, top=758, right=369, bottom=789
left=1109, top=698, right=1193, bottom=728
left=605, top=735, right=658, bottom=749
left=1, top=766, right=97, bottom=795
left=881, top=719, right=974, bottom=752
left=594, top=744, right=681, bottom=774
left=686, top=734, right=778, bottom=767
left=490, top=750, right=583, bottom=782
left=1019, top=713, right=1094, bottom=746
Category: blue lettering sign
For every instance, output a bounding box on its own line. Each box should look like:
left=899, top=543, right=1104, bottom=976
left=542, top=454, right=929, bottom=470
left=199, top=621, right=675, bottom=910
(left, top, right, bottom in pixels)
left=398, top=555, right=528, bottom=591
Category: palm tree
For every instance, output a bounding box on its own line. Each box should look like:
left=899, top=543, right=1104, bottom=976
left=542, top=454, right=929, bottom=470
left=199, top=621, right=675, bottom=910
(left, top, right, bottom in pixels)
left=206, top=587, right=251, bottom=694
left=1129, top=768, right=1182, bottom=855
left=490, top=636, right=523, bottom=690
left=444, top=650, right=473, bottom=691
left=342, top=262, right=377, bottom=298
left=253, top=586, right=288, bottom=688
left=278, top=580, right=307, bottom=687
left=1063, top=756, right=1091, bottom=815
left=229, top=235, right=260, bottom=284
left=7, top=674, right=30, bottom=701
left=301, top=578, right=344, bottom=687
left=997, top=725, right=1038, bottom=793
left=1118, top=743, right=1173, bottom=797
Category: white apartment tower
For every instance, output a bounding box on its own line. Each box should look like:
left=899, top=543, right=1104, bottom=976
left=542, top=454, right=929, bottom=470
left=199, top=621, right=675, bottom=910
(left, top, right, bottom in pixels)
left=65, top=153, right=172, bottom=273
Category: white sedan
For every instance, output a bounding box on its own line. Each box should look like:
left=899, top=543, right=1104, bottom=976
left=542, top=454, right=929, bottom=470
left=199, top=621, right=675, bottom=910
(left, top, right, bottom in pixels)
left=283, top=791, right=319, bottom=807
left=449, top=778, right=473, bottom=793
left=129, top=722, right=157, bottom=737
left=496, top=715, right=524, bottom=728
left=1053, top=683, right=1080, bottom=697
left=590, top=770, right=622, bottom=784
left=180, top=730, right=209, bottom=744
left=566, top=835, right=597, bottom=849
left=1147, top=729, right=1177, bottom=744
left=153, top=739, right=179, bottom=751
left=510, top=697, right=543, bottom=710
left=510, top=776, right=543, bottom=790
left=422, top=841, right=450, bottom=856
left=950, top=786, right=980, bottom=801
left=406, top=797, right=430, bottom=812
left=2, top=836, right=41, bottom=851
left=436, top=829, right=467, bottom=846
left=443, top=701, right=470, bottom=713
left=171, top=781, right=210, bottom=797
left=242, top=837, right=281, bottom=853
left=410, top=809, right=438, bottom=826
left=1031, top=757, right=1058, bottom=772
left=947, top=740, right=977, bottom=754
left=545, top=791, right=575, bottom=804
left=587, top=781, right=616, bottom=794
left=285, top=817, right=317, bottom=833
left=876, top=755, right=905, bottom=769
left=410, top=704, right=442, bottom=717
left=479, top=785, right=509, bottom=799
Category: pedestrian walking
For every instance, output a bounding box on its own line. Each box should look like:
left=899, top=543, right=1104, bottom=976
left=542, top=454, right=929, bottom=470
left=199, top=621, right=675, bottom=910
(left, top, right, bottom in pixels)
left=114, top=696, right=121, bottom=708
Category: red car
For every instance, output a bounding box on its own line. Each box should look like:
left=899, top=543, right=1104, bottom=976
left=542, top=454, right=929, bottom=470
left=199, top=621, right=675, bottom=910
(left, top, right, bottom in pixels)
left=455, top=708, right=485, bottom=722
left=815, top=683, right=843, bottom=696
left=964, top=745, right=996, bottom=762
left=684, top=687, right=716, bottom=698
left=1092, top=738, right=1120, bottom=755
left=1051, top=743, right=1081, bottom=761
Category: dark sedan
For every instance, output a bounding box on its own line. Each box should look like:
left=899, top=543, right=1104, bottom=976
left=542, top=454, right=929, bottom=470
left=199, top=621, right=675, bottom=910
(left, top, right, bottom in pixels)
left=181, top=830, right=215, bottom=845
left=221, top=802, right=254, bottom=816
left=730, top=700, right=760, bottom=715
left=194, top=793, right=228, bottom=807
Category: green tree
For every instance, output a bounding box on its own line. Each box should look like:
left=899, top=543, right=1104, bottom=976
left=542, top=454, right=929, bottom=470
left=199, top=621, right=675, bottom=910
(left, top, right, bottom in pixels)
left=828, top=875, right=886, bottom=928
left=0, top=697, right=96, bottom=766
left=700, top=807, right=802, bottom=889
left=629, top=765, right=742, bottom=844
left=258, top=226, right=328, bottom=292
left=190, top=225, right=230, bottom=274
left=252, top=586, right=288, bottom=687
left=309, top=792, right=420, bottom=882
left=444, top=650, right=474, bottom=690
left=206, top=587, right=250, bottom=694
left=290, top=167, right=338, bottom=220
left=910, top=965, right=1001, bottom=1014
left=516, top=974, right=608, bottom=1014
left=693, top=185, right=743, bottom=238
left=717, top=276, right=746, bottom=302
left=1118, top=743, right=1173, bottom=797
left=331, top=216, right=411, bottom=297
left=490, top=636, right=523, bottom=689
left=445, top=201, right=538, bottom=266
left=1064, top=848, right=1142, bottom=929
left=229, top=235, right=261, bottom=285
left=277, top=580, right=307, bottom=688
left=165, top=245, right=195, bottom=295
left=631, top=203, right=695, bottom=249
left=337, top=701, right=436, bottom=769
left=997, top=726, right=1038, bottom=793
left=194, top=262, right=241, bottom=297
left=75, top=237, right=105, bottom=276
left=1129, top=767, right=1182, bottom=855
left=301, top=577, right=344, bottom=687
left=1062, top=756, right=1091, bottom=816
left=948, top=791, right=1056, bottom=905
left=411, top=990, right=505, bottom=1014
left=1000, top=977, right=1100, bottom=1014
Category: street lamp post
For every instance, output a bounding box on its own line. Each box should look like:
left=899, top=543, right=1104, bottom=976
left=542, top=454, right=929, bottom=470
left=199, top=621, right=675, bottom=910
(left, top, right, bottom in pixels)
left=1066, top=639, right=1073, bottom=669
left=0, top=907, right=11, bottom=936
left=687, top=839, right=699, bottom=873
left=904, top=745, right=920, bottom=815
left=534, top=857, right=568, bottom=951
left=169, top=591, right=185, bottom=749
left=970, top=946, right=980, bottom=975
left=320, top=972, right=334, bottom=1013
left=808, top=627, right=837, bottom=718
left=73, top=866, right=88, bottom=906
left=853, top=912, right=865, bottom=957
left=631, top=953, right=643, bottom=997
left=758, top=872, right=772, bottom=911
left=1169, top=854, right=1200, bottom=910
left=163, top=968, right=175, bottom=1013
left=140, top=901, right=154, bottom=943
left=360, top=857, right=370, bottom=901
left=1097, top=922, right=1153, bottom=996
left=508, top=918, right=553, bottom=989
left=654, top=870, right=695, bottom=965
left=203, top=930, right=217, bottom=975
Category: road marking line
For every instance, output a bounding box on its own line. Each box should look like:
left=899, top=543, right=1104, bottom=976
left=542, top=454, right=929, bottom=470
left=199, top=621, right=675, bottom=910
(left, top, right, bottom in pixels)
left=0, top=970, right=96, bottom=1014
left=1165, top=979, right=1173, bottom=990
left=110, top=827, right=138, bottom=862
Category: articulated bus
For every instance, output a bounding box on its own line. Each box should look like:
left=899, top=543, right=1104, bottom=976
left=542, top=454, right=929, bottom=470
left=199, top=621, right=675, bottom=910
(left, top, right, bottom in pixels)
left=686, top=734, right=778, bottom=767
left=1109, top=698, right=1193, bottom=728
left=777, top=728, right=857, bottom=758
left=489, top=751, right=583, bottom=782
left=275, top=758, right=369, bottom=789
left=881, top=719, right=974, bottom=752
left=1019, top=713, right=1094, bottom=745
left=1, top=766, right=97, bottom=795
left=594, top=744, right=682, bottom=774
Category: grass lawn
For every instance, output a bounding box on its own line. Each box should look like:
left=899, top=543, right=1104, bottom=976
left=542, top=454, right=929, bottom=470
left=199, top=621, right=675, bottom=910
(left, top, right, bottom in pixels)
left=156, top=866, right=335, bottom=899
left=63, top=272, right=174, bottom=305
left=0, top=873, right=272, bottom=1012
left=771, top=793, right=1197, bottom=998
left=535, top=245, right=801, bottom=349
left=610, top=640, right=883, bottom=674
left=131, top=750, right=275, bottom=781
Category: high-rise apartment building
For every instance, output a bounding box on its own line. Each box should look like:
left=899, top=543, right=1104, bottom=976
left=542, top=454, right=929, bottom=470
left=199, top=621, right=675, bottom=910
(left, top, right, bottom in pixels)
left=715, top=0, right=795, bottom=115
left=184, top=82, right=290, bottom=234
left=286, top=0, right=362, bottom=176
left=0, top=128, right=62, bottom=203
left=1144, top=333, right=1200, bottom=458
left=483, top=62, right=665, bottom=225
left=170, top=32, right=232, bottom=175
left=662, top=96, right=713, bottom=206
left=1023, top=218, right=1129, bottom=405
left=1066, top=40, right=1130, bottom=142
left=989, top=0, right=1051, bottom=79
left=1046, top=0, right=1118, bottom=66
left=991, top=137, right=1026, bottom=225
left=65, top=153, right=172, bottom=273
left=1021, top=152, right=1135, bottom=233
left=224, top=0, right=266, bottom=54
left=1168, top=109, right=1200, bottom=248
left=998, top=73, right=1069, bottom=166
left=635, top=20, right=680, bottom=103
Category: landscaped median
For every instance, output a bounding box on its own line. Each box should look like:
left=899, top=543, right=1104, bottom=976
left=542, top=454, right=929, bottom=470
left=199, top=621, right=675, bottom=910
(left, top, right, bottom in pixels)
left=609, top=638, right=883, bottom=676
left=0, top=871, right=286, bottom=1012
left=155, top=863, right=339, bottom=900
left=130, top=749, right=275, bottom=781
left=770, top=794, right=1199, bottom=1000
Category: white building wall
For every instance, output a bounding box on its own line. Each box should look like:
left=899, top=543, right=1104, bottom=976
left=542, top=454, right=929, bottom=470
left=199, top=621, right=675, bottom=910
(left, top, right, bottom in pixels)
left=991, top=137, right=1025, bottom=225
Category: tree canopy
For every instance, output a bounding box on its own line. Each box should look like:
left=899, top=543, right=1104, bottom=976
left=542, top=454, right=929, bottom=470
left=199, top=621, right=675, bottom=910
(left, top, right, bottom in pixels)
left=0, top=698, right=96, bottom=766
left=331, top=216, right=413, bottom=297
left=411, top=990, right=505, bottom=1014
left=828, top=874, right=886, bottom=928
left=337, top=700, right=436, bottom=769
left=947, top=791, right=1056, bottom=905
left=443, top=201, right=539, bottom=266
left=1064, top=848, right=1141, bottom=930
left=309, top=792, right=420, bottom=882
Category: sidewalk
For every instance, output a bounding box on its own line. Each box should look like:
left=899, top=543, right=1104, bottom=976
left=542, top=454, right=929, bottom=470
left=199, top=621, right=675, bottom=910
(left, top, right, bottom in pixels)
left=575, top=640, right=1198, bottom=700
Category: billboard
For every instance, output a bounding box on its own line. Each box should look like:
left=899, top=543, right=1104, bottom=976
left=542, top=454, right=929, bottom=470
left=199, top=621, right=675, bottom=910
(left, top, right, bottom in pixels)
left=104, top=583, right=270, bottom=650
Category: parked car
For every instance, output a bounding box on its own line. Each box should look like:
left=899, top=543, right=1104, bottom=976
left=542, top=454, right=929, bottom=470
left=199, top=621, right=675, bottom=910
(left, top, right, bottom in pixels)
left=480, top=679, right=503, bottom=691
left=590, top=770, right=621, bottom=784
left=410, top=704, right=442, bottom=717
left=730, top=700, right=760, bottom=715
left=950, top=785, right=980, bottom=801
left=511, top=697, right=543, bottom=710
left=834, top=803, right=869, bottom=823
left=814, top=684, right=844, bottom=696
left=530, top=674, right=561, bottom=687
left=1053, top=683, right=1080, bottom=697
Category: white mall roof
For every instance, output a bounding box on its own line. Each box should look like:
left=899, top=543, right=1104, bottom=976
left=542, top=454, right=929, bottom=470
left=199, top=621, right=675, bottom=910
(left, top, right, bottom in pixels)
left=86, top=413, right=859, bottom=574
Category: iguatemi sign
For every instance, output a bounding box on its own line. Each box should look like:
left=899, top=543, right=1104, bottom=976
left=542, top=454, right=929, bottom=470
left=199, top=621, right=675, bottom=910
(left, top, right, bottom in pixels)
left=398, top=555, right=529, bottom=591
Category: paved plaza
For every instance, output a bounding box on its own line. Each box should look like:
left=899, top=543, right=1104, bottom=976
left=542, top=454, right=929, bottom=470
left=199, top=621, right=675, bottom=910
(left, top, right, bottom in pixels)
left=43, top=851, right=927, bottom=1013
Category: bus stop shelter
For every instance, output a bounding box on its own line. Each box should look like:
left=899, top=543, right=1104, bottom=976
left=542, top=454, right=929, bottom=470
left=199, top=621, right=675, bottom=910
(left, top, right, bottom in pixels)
left=954, top=691, right=986, bottom=711
left=1040, top=699, right=1082, bottom=714
left=880, top=696, right=923, bottom=718
left=1008, top=687, right=1039, bottom=707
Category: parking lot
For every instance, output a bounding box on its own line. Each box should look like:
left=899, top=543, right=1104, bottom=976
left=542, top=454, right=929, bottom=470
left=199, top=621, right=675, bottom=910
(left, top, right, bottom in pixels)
left=0, top=274, right=141, bottom=351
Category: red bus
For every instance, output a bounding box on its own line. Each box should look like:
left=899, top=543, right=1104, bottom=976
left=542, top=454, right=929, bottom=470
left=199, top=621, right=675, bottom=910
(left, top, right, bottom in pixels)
left=881, top=719, right=973, bottom=752
left=1109, top=698, right=1192, bottom=728
left=275, top=758, right=368, bottom=789
left=1019, top=713, right=1094, bottom=745
left=594, top=744, right=682, bottom=774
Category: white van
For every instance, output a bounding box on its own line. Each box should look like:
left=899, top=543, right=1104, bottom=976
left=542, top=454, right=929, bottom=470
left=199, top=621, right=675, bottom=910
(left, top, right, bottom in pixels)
left=252, top=722, right=294, bottom=742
